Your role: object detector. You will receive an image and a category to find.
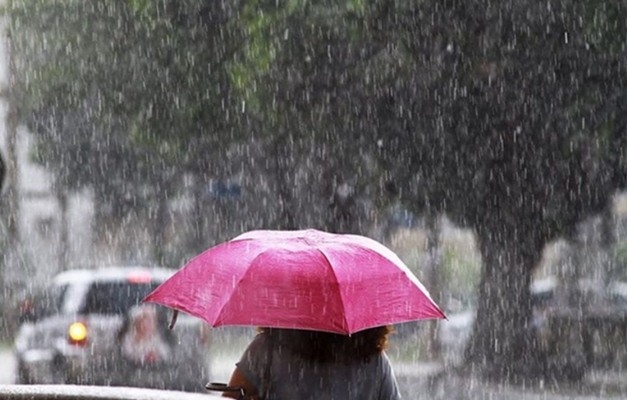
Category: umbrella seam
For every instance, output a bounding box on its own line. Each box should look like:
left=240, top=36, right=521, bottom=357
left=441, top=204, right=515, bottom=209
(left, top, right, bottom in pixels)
left=212, top=249, right=269, bottom=327
left=347, top=245, right=446, bottom=321
left=314, top=248, right=351, bottom=335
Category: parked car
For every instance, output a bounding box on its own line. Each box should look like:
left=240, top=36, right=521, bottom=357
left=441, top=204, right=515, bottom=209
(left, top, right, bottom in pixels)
left=439, top=276, right=627, bottom=380
left=13, top=266, right=211, bottom=392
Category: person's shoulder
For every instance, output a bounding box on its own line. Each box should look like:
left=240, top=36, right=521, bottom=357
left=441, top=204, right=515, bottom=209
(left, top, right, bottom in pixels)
left=375, top=351, right=394, bottom=371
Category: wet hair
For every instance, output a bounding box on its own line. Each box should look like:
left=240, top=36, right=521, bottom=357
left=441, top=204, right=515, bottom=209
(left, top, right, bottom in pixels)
left=259, top=326, right=393, bottom=364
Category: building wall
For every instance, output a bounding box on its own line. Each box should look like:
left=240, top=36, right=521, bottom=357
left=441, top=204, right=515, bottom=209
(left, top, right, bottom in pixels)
left=0, top=36, right=94, bottom=291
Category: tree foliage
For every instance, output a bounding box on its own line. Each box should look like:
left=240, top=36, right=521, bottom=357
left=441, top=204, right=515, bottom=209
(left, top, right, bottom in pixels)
left=5, top=0, right=245, bottom=258
left=369, top=0, right=627, bottom=379
left=4, top=0, right=627, bottom=382
left=228, top=0, right=384, bottom=232
left=242, top=0, right=627, bottom=379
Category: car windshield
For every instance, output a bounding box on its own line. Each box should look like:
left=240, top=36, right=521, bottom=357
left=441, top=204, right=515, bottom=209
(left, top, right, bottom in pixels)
left=79, top=281, right=161, bottom=315
left=18, top=283, right=69, bottom=322
left=43, top=284, right=69, bottom=317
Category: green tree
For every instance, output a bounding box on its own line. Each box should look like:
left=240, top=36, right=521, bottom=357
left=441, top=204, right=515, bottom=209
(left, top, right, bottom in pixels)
left=5, top=0, right=244, bottom=260
left=241, top=0, right=627, bottom=381
left=7, top=0, right=627, bottom=383
left=370, top=0, right=627, bottom=380
left=232, top=0, right=386, bottom=233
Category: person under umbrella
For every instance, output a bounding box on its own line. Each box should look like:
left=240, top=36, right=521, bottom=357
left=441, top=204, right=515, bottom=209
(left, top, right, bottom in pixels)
left=145, top=229, right=445, bottom=400
left=223, top=326, right=401, bottom=399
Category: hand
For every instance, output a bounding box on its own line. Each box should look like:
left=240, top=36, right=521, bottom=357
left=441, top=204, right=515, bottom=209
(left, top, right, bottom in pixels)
left=223, top=367, right=259, bottom=399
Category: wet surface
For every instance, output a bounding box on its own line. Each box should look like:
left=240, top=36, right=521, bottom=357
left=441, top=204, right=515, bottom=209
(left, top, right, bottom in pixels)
left=3, top=330, right=627, bottom=399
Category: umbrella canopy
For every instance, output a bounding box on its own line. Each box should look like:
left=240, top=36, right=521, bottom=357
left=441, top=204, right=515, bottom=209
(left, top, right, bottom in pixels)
left=144, top=229, right=445, bottom=335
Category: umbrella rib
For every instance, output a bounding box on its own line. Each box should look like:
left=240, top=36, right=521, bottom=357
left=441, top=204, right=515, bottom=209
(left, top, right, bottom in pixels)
left=348, top=246, right=446, bottom=322
left=211, top=250, right=269, bottom=327
left=212, top=276, right=250, bottom=327
left=314, top=248, right=351, bottom=334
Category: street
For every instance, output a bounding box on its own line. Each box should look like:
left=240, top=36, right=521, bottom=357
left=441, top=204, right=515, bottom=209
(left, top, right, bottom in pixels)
left=0, top=347, right=14, bottom=384
left=0, top=345, right=232, bottom=386
left=0, top=346, right=437, bottom=398
left=3, top=341, right=627, bottom=399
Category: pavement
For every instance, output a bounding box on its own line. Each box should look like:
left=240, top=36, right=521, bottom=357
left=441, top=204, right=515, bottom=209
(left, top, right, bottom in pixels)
left=213, top=354, right=627, bottom=400
left=3, top=341, right=627, bottom=399
left=0, top=346, right=15, bottom=384
left=392, top=361, right=627, bottom=400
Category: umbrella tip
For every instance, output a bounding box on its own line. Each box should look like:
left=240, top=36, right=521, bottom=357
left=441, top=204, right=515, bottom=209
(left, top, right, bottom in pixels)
left=168, top=309, right=179, bottom=330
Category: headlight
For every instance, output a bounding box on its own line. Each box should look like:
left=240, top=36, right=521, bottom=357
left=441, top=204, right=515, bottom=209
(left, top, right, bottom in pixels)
left=68, top=321, right=88, bottom=346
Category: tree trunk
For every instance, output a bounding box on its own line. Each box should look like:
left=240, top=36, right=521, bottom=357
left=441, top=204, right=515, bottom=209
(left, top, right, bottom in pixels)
left=549, top=225, right=588, bottom=379
left=190, top=173, right=207, bottom=253
left=600, top=201, right=616, bottom=284
left=57, top=189, right=69, bottom=271
left=3, top=86, right=19, bottom=277
left=321, top=166, right=360, bottom=234
left=151, top=187, right=169, bottom=265
left=465, top=227, right=542, bottom=383
left=424, top=212, right=442, bottom=360
left=270, top=135, right=297, bottom=230
left=1, top=36, right=20, bottom=340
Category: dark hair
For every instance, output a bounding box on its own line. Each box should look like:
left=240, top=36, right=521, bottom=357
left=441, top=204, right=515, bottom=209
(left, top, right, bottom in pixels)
left=259, top=326, right=393, bottom=364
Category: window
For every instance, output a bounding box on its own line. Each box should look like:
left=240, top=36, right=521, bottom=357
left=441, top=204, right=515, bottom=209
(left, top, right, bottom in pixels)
left=79, top=281, right=160, bottom=315
left=19, top=284, right=68, bottom=322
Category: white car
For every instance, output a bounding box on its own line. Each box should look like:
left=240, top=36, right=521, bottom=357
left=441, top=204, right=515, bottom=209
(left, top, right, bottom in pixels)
left=14, top=266, right=211, bottom=392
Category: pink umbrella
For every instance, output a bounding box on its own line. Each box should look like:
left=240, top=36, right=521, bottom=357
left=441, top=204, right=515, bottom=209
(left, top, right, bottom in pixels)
left=144, top=229, right=445, bottom=335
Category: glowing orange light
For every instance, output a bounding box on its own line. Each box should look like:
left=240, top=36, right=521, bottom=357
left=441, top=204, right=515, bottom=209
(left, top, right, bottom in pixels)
left=126, top=271, right=152, bottom=284
left=68, top=322, right=88, bottom=345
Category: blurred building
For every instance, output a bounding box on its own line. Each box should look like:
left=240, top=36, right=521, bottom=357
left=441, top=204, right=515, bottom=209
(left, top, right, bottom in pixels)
left=0, top=37, right=94, bottom=292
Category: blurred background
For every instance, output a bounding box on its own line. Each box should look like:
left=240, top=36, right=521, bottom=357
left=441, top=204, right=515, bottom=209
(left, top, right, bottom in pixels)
left=1, top=1, right=627, bottom=397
